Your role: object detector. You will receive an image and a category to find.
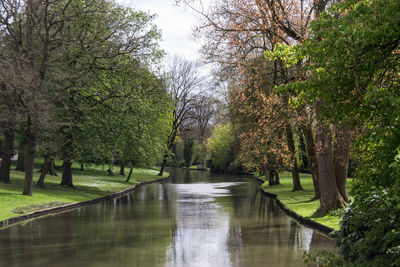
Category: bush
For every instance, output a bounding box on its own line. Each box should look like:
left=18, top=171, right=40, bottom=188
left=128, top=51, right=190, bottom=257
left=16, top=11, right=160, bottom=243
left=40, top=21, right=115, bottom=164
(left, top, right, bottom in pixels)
left=335, top=187, right=400, bottom=266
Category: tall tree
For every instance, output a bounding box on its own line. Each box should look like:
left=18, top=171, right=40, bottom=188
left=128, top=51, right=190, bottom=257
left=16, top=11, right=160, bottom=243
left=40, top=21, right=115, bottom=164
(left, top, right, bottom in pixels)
left=0, top=0, right=164, bottom=194
left=158, top=56, right=202, bottom=176
left=293, top=0, right=400, bottom=263
left=0, top=83, right=16, bottom=183
left=289, top=0, right=400, bottom=214
left=190, top=94, right=216, bottom=143
left=181, top=0, right=352, bottom=207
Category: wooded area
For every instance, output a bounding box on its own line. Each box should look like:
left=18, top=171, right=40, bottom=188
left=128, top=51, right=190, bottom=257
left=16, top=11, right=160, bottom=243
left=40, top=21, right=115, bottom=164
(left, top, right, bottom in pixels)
left=0, top=0, right=176, bottom=195
left=1, top=0, right=399, bottom=265
left=182, top=0, right=400, bottom=265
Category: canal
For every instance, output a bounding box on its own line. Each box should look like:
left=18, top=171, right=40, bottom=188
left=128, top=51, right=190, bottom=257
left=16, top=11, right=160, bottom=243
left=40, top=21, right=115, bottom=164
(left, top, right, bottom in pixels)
left=0, top=168, right=336, bottom=266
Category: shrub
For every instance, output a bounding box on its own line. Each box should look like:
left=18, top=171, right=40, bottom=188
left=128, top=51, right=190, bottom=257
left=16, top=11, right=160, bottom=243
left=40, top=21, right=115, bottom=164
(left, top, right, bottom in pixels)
left=335, top=187, right=400, bottom=266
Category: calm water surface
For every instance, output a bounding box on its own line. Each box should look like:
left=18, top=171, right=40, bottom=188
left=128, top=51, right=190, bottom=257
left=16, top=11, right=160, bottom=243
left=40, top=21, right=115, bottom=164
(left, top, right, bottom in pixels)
left=0, top=168, right=336, bottom=266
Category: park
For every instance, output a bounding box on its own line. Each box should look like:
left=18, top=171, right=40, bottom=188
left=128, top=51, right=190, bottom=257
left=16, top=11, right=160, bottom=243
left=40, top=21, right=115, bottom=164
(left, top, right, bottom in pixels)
left=1, top=0, right=399, bottom=266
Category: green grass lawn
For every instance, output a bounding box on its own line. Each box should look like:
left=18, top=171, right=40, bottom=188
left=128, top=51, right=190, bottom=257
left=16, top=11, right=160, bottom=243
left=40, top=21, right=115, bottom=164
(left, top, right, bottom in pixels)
left=0, top=160, right=168, bottom=222
left=258, top=172, right=352, bottom=230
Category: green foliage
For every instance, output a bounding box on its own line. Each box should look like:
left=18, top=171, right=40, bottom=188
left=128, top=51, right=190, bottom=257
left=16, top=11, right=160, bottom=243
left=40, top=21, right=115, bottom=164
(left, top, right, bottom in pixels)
left=192, top=141, right=207, bottom=165
left=207, top=124, right=235, bottom=172
left=226, top=158, right=243, bottom=173
left=52, top=3, right=170, bottom=168
left=288, top=0, right=400, bottom=124
left=336, top=188, right=400, bottom=266
left=303, top=250, right=345, bottom=267
left=264, top=43, right=300, bottom=68
left=284, top=0, right=400, bottom=264
left=183, top=139, right=194, bottom=168
left=69, top=63, right=172, bottom=169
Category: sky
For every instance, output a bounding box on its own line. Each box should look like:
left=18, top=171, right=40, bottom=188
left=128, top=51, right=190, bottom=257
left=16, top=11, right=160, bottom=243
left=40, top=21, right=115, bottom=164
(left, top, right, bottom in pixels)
left=115, top=0, right=203, bottom=61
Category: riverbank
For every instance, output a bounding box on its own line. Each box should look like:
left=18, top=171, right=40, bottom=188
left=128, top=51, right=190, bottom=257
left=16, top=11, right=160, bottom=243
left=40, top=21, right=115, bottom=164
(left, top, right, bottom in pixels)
left=0, top=162, right=168, bottom=227
left=257, top=172, right=352, bottom=232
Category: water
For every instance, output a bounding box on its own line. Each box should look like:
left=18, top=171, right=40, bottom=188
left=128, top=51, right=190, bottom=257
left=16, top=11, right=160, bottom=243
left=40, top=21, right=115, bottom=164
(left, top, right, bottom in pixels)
left=0, top=168, right=336, bottom=266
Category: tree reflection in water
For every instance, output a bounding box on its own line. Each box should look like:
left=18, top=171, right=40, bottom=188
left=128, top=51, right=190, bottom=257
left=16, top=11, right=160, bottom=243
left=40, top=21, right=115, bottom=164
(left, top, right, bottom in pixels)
left=0, top=168, right=335, bottom=267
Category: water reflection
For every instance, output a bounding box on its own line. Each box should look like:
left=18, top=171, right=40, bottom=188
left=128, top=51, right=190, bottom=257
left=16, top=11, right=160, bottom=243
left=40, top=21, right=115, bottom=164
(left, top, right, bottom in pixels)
left=0, top=168, right=336, bottom=267
left=166, top=183, right=241, bottom=267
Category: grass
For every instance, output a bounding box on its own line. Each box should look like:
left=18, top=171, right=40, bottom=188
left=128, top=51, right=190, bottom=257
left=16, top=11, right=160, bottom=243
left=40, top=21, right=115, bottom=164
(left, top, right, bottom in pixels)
left=0, top=160, right=168, bottom=222
left=258, top=172, right=352, bottom=230
left=188, top=165, right=210, bottom=171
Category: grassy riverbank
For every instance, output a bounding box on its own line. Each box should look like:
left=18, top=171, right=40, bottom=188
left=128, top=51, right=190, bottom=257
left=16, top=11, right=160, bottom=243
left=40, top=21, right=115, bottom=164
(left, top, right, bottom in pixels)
left=259, top=172, right=352, bottom=230
left=0, top=161, right=168, bottom=222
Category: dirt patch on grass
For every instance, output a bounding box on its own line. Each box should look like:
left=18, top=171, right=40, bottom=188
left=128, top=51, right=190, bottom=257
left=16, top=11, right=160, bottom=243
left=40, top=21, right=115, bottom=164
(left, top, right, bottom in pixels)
left=12, top=202, right=70, bottom=215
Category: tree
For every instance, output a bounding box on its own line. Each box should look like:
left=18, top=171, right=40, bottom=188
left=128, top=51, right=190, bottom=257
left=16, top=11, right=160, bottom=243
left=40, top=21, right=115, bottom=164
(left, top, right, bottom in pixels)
left=288, top=0, right=400, bottom=263
left=58, top=56, right=167, bottom=187
left=0, top=0, right=164, bottom=193
left=223, top=57, right=293, bottom=186
left=190, top=94, right=217, bottom=143
left=181, top=0, right=354, bottom=209
left=207, top=123, right=235, bottom=172
left=179, top=0, right=318, bottom=190
left=158, top=56, right=202, bottom=176
left=55, top=4, right=163, bottom=188
left=180, top=93, right=217, bottom=168
left=183, top=139, right=194, bottom=168
left=0, top=82, right=16, bottom=183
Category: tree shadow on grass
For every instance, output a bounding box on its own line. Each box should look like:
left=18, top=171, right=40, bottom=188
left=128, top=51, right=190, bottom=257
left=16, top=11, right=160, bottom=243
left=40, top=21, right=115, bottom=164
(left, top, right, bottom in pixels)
left=30, top=183, right=113, bottom=201
left=287, top=197, right=318, bottom=205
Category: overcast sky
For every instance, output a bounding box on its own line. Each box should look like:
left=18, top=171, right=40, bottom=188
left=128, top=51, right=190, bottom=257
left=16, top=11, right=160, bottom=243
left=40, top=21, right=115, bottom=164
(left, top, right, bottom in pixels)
left=115, top=0, right=203, bottom=61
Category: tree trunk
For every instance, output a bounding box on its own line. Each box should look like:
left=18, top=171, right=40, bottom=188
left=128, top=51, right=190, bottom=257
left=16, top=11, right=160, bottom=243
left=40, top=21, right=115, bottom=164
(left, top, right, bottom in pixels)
left=302, top=124, right=320, bottom=200
left=266, top=168, right=274, bottom=186
left=49, top=158, right=57, bottom=176
left=80, top=161, right=84, bottom=171
left=158, top=155, right=168, bottom=176
left=37, top=154, right=52, bottom=187
left=286, top=125, right=303, bottom=191
left=315, top=100, right=347, bottom=215
left=298, top=130, right=309, bottom=169
left=16, top=140, right=26, bottom=172
left=61, top=160, right=74, bottom=187
left=334, top=124, right=352, bottom=203
left=120, top=161, right=125, bottom=176
left=0, top=125, right=15, bottom=183
left=22, top=135, right=36, bottom=196
left=159, top=129, right=177, bottom=176
left=126, top=167, right=134, bottom=182
left=275, top=172, right=280, bottom=184
left=60, top=139, right=74, bottom=187
left=267, top=169, right=279, bottom=186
